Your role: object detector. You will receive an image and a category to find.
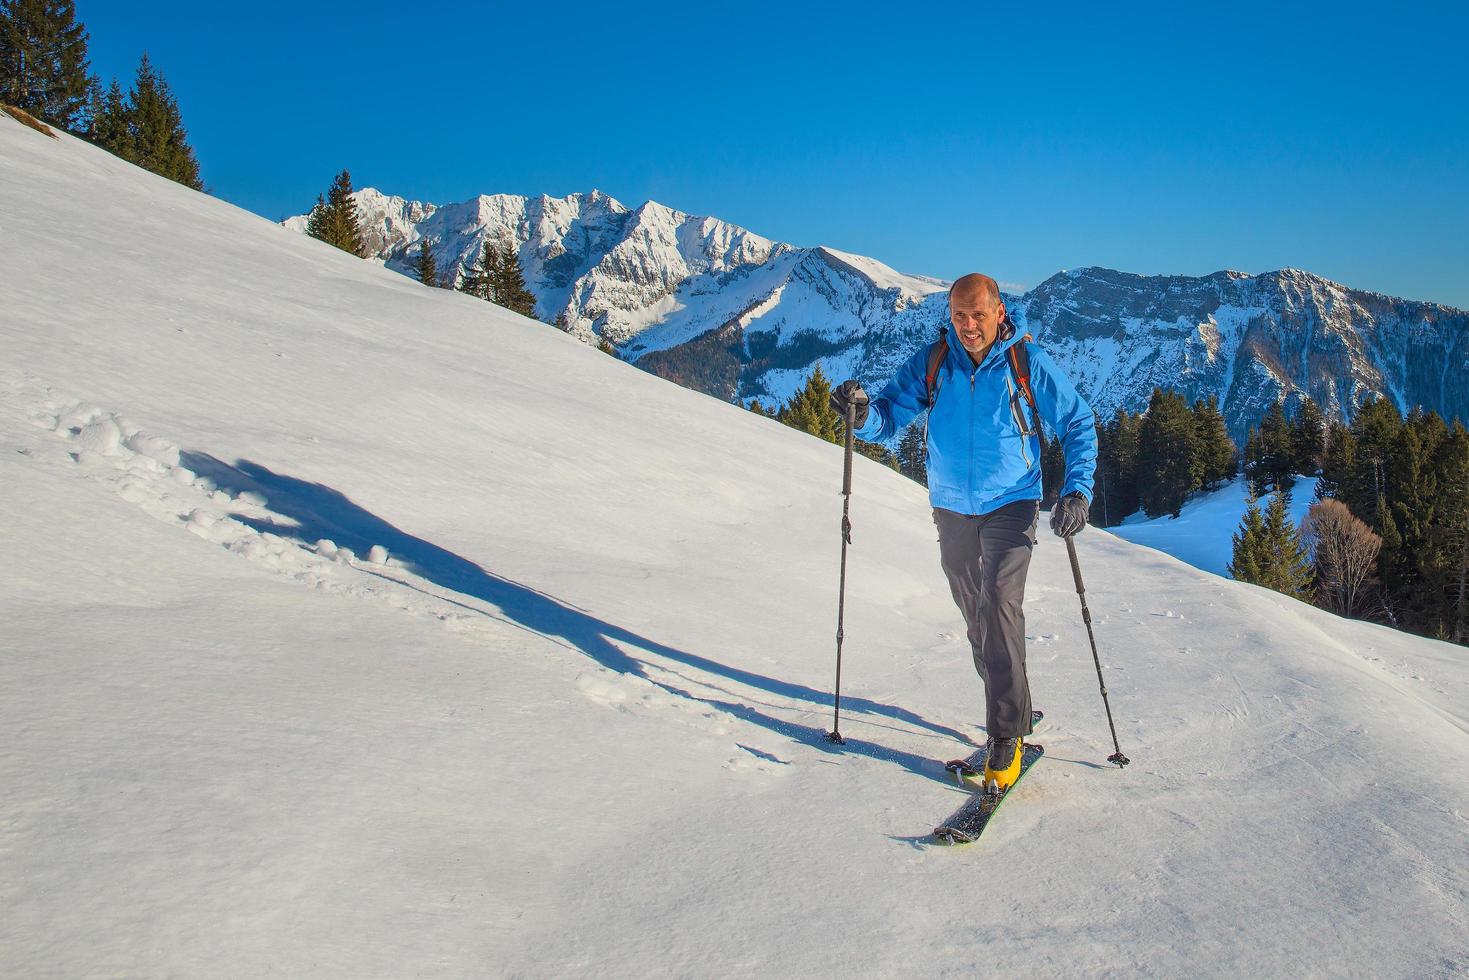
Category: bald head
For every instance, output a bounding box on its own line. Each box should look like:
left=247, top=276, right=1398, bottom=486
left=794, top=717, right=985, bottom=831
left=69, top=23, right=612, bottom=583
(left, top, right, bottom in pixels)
left=948, top=272, right=1007, bottom=361
left=949, top=273, right=1001, bottom=309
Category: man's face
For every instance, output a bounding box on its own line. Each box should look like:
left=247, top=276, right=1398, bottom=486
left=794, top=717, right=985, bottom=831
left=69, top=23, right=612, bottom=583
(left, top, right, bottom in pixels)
left=950, top=289, right=1005, bottom=356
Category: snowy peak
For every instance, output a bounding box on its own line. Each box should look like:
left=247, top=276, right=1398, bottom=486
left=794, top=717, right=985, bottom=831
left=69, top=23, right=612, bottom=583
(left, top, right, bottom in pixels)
left=352, top=188, right=436, bottom=255
left=583, top=197, right=781, bottom=312
left=678, top=213, right=783, bottom=275
left=294, top=186, right=788, bottom=342
left=813, top=246, right=948, bottom=302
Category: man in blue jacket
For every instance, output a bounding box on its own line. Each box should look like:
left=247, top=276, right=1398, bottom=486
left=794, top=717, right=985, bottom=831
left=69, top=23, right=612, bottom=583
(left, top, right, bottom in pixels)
left=831, top=273, right=1097, bottom=792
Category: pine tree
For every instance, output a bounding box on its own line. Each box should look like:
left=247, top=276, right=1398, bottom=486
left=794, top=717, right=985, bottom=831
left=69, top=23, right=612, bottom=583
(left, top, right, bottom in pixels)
left=1095, top=407, right=1142, bottom=525
left=1242, top=425, right=1262, bottom=491
left=1345, top=396, right=1404, bottom=527
left=1376, top=497, right=1404, bottom=624
left=1329, top=398, right=1405, bottom=626
left=1229, top=490, right=1268, bottom=584
left=1093, top=420, right=1115, bottom=525
left=84, top=75, right=127, bottom=154
left=1258, top=491, right=1315, bottom=598
left=1381, top=409, right=1454, bottom=633
left=491, top=240, right=537, bottom=317
left=1317, top=421, right=1355, bottom=500
left=306, top=169, right=367, bottom=257
left=0, top=0, right=92, bottom=130
left=1258, top=400, right=1295, bottom=493
left=1291, top=396, right=1326, bottom=475
left=855, top=438, right=900, bottom=470
left=747, top=398, right=778, bottom=419
left=1431, top=423, right=1469, bottom=643
left=122, top=53, right=201, bottom=189
left=1137, top=388, right=1200, bottom=518
left=1314, top=398, right=1469, bottom=643
left=779, top=364, right=842, bottom=444
left=597, top=336, right=617, bottom=356
left=1192, top=395, right=1236, bottom=490
left=412, top=237, right=437, bottom=287
left=1385, top=417, right=1440, bottom=628
left=457, top=239, right=495, bottom=300
left=1231, top=490, right=1313, bottom=599
left=897, top=419, right=927, bottom=486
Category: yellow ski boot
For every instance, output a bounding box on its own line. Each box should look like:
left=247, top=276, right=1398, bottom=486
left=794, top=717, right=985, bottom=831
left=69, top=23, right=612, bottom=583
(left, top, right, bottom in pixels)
left=982, top=737, right=1023, bottom=795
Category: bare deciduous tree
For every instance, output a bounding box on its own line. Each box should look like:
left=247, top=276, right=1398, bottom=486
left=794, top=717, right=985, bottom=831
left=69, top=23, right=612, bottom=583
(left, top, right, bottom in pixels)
left=1303, top=498, right=1382, bottom=618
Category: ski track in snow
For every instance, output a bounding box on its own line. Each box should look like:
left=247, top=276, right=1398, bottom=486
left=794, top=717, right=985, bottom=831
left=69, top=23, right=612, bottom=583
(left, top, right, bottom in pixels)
left=2, top=371, right=903, bottom=783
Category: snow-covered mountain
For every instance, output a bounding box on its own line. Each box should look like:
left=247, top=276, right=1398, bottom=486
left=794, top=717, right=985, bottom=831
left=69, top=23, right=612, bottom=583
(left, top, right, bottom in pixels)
left=1019, top=267, right=1469, bottom=442
left=286, top=188, right=951, bottom=406
left=289, top=190, right=1469, bottom=440
left=14, top=117, right=1469, bottom=977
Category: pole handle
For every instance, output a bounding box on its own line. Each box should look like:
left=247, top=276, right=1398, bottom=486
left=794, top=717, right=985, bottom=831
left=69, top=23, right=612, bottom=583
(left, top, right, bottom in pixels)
left=842, top=402, right=856, bottom=493
left=1066, top=535, right=1085, bottom=594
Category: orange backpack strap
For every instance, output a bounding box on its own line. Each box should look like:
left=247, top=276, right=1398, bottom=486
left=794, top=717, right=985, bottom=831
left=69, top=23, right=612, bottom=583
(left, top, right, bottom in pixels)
left=1006, top=333, right=1039, bottom=421
left=924, top=331, right=948, bottom=408
left=1005, top=332, right=1048, bottom=446
left=928, top=324, right=1042, bottom=428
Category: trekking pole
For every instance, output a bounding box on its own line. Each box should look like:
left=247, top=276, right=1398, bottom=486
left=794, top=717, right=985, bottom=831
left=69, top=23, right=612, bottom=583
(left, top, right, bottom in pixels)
left=1064, top=536, right=1130, bottom=767
left=826, top=402, right=857, bottom=745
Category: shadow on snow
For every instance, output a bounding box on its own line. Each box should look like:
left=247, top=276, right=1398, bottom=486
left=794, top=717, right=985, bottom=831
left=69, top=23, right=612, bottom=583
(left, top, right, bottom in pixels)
left=182, top=453, right=972, bottom=783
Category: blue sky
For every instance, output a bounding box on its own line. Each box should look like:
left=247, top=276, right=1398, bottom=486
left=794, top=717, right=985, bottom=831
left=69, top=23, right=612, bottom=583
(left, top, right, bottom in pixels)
left=81, top=1, right=1469, bottom=307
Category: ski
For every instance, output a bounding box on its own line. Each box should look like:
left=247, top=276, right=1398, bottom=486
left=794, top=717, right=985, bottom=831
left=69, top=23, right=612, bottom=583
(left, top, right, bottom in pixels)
left=933, top=743, right=1045, bottom=845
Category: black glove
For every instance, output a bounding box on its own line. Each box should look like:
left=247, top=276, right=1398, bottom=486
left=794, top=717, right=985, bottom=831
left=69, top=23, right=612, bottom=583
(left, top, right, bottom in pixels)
left=829, top=380, right=870, bottom=429
left=1050, top=492, right=1089, bottom=537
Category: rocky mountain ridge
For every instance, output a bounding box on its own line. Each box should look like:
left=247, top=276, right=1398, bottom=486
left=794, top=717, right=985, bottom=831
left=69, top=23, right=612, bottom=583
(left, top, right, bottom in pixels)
left=284, top=190, right=1469, bottom=441
left=1014, top=266, right=1469, bottom=439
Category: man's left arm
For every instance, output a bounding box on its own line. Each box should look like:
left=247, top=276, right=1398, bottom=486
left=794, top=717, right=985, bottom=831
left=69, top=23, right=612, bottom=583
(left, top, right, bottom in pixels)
left=1027, top=345, right=1098, bottom=501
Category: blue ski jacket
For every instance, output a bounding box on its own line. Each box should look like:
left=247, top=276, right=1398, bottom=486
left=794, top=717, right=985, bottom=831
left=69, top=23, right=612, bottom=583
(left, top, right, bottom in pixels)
left=855, top=325, right=1098, bottom=516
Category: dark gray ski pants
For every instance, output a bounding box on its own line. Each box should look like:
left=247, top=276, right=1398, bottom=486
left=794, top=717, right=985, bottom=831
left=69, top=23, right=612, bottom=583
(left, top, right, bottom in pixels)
left=933, top=501, right=1039, bottom=739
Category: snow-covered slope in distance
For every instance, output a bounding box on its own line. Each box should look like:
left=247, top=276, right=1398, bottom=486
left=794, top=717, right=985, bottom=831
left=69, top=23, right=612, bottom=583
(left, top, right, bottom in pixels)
left=6, top=117, right=1469, bottom=978
left=1110, top=477, right=1319, bottom=578
left=288, top=189, right=1469, bottom=443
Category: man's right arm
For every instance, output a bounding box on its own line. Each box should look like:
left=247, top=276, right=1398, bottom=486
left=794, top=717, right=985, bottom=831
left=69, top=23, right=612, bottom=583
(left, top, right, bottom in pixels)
left=852, top=345, right=933, bottom=443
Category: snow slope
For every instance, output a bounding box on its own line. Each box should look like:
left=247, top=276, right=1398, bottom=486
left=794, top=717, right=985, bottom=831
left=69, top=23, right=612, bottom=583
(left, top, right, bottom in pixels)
left=3, top=118, right=1469, bottom=978
left=1113, top=477, right=1319, bottom=577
